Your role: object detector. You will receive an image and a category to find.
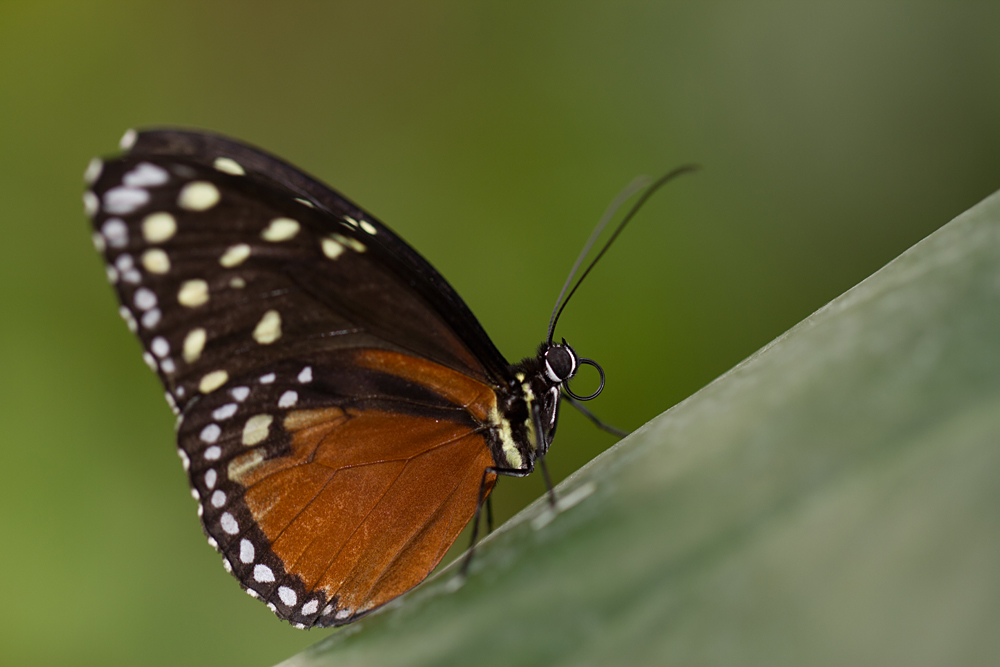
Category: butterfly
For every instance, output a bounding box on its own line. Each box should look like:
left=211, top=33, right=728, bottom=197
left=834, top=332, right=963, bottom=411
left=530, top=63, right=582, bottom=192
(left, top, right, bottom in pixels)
left=84, top=128, right=688, bottom=628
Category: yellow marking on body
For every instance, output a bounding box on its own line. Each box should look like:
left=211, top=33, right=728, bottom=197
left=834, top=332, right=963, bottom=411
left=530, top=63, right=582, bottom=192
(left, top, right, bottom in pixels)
left=489, top=405, right=522, bottom=469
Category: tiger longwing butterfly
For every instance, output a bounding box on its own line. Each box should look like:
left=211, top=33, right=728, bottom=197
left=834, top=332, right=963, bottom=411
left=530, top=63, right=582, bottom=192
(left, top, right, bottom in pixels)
left=84, top=128, right=684, bottom=628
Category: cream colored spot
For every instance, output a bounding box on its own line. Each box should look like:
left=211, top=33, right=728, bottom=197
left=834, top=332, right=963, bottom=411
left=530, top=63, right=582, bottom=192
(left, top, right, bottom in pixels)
left=141, top=248, right=170, bottom=273
left=332, top=233, right=366, bottom=253
left=321, top=237, right=344, bottom=259
left=83, top=191, right=99, bottom=218
left=228, top=448, right=264, bottom=483
left=294, top=197, right=315, bottom=208
left=242, top=414, right=273, bottom=446
left=84, top=157, right=103, bottom=185
left=178, top=181, right=220, bottom=211
left=213, top=157, right=245, bottom=175
left=119, top=128, right=137, bottom=150
left=252, top=310, right=282, bottom=345
left=491, top=406, right=523, bottom=469
left=142, top=212, right=177, bottom=243
left=199, top=370, right=229, bottom=394
left=219, top=243, right=251, bottom=267
left=178, top=279, right=209, bottom=307
left=183, top=328, right=207, bottom=363
left=360, top=220, right=377, bottom=235
left=261, top=217, right=300, bottom=242
left=229, top=276, right=246, bottom=289
left=343, top=216, right=359, bottom=228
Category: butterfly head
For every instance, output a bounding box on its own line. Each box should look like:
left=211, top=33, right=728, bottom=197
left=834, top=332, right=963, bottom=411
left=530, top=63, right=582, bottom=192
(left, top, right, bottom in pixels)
left=543, top=340, right=579, bottom=384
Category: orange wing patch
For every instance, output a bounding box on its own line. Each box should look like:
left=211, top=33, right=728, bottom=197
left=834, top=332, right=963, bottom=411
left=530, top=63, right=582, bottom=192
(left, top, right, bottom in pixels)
left=235, top=352, right=503, bottom=622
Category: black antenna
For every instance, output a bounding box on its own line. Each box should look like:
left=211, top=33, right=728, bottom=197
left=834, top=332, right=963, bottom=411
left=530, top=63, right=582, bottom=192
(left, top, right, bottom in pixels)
left=546, top=164, right=699, bottom=344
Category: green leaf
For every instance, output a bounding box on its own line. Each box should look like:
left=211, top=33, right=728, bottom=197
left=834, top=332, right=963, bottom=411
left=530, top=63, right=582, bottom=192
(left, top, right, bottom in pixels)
left=282, top=191, right=1000, bottom=667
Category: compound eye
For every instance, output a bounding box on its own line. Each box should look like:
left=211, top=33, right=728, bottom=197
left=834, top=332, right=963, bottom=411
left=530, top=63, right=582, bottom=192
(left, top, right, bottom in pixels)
left=544, top=344, right=578, bottom=383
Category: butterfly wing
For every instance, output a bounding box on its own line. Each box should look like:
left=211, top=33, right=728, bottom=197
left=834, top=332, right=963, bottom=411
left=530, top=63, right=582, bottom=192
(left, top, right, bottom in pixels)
left=85, top=129, right=508, bottom=627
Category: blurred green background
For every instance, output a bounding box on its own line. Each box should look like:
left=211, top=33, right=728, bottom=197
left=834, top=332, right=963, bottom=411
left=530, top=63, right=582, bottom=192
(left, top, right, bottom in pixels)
left=2, top=2, right=998, bottom=665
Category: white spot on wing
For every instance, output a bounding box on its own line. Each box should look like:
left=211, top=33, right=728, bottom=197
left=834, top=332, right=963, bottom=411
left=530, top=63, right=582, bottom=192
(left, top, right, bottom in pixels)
left=229, top=276, right=246, bottom=289
left=141, top=212, right=177, bottom=243
left=220, top=512, right=239, bottom=534
left=141, top=308, right=161, bottom=329
left=204, top=468, right=217, bottom=489
left=210, top=490, right=226, bottom=507
left=199, top=370, right=229, bottom=394
left=360, top=220, right=377, bottom=235
left=159, top=356, right=174, bottom=373
left=114, top=253, right=133, bottom=271
left=259, top=373, right=275, bottom=384
left=242, top=414, right=273, bottom=446
left=178, top=181, right=220, bottom=211
left=103, top=186, right=149, bottom=214
left=123, top=162, right=169, bottom=188
left=133, top=287, right=157, bottom=311
left=213, top=157, right=245, bottom=175
left=105, top=266, right=118, bottom=283
left=297, top=366, right=312, bottom=383
left=118, top=306, right=138, bottom=332
left=294, top=197, right=315, bottom=208
left=278, top=587, right=297, bottom=606
left=231, top=386, right=250, bottom=401
left=151, top=336, right=170, bottom=358
left=199, top=423, right=221, bottom=443
left=253, top=564, right=274, bottom=583
left=101, top=219, right=128, bottom=248
left=204, top=445, right=221, bottom=460
left=261, top=217, right=300, bottom=242
left=239, top=538, right=254, bottom=563
left=213, top=403, right=238, bottom=420
left=278, top=390, right=298, bottom=408
left=301, top=600, right=319, bottom=615
left=219, top=243, right=251, bottom=267
left=252, top=310, right=281, bottom=345
left=178, top=279, right=209, bottom=307
left=92, top=232, right=106, bottom=253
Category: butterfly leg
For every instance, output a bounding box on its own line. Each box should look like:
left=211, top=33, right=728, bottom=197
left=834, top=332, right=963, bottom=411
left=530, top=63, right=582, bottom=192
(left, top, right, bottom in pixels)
left=561, top=391, right=630, bottom=437
left=460, top=465, right=530, bottom=577
left=530, top=402, right=558, bottom=509
left=486, top=495, right=494, bottom=534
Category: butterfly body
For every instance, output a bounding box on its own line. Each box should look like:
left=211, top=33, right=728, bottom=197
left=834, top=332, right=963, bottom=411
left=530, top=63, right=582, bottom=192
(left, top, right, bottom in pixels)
left=84, top=129, right=583, bottom=627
